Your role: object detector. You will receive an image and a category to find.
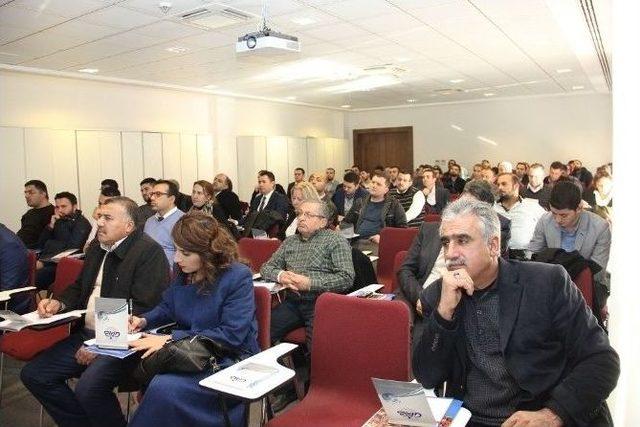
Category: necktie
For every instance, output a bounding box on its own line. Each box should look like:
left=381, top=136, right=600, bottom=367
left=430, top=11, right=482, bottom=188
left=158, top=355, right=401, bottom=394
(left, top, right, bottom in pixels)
left=258, top=195, right=267, bottom=212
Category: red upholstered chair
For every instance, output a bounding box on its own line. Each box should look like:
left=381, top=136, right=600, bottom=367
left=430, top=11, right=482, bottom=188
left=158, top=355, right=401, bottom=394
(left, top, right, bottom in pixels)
left=390, top=250, right=408, bottom=293
left=449, top=193, right=460, bottom=202
left=266, top=293, right=411, bottom=427
left=377, top=227, right=419, bottom=293
left=254, top=286, right=272, bottom=351
left=238, top=238, right=281, bottom=273
left=424, top=213, right=441, bottom=223
left=0, top=258, right=84, bottom=418
left=573, top=266, right=594, bottom=309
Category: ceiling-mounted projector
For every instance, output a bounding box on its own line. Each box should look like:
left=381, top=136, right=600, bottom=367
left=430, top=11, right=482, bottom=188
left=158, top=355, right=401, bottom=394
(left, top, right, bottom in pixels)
left=236, top=30, right=300, bottom=54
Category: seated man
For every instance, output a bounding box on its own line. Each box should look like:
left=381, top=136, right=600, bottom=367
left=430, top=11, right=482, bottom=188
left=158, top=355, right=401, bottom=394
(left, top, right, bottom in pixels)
left=397, top=180, right=510, bottom=346
left=422, top=168, right=450, bottom=214
left=494, top=173, right=546, bottom=260
left=390, top=170, right=426, bottom=228
left=137, top=177, right=157, bottom=223
left=286, top=167, right=305, bottom=199
left=529, top=180, right=611, bottom=304
left=85, top=186, right=121, bottom=252
left=35, top=191, right=92, bottom=290
left=144, top=180, right=185, bottom=268
left=341, top=172, right=407, bottom=253
left=244, top=170, right=289, bottom=235
left=21, top=197, right=170, bottom=427
left=441, top=163, right=466, bottom=194
left=332, top=171, right=368, bottom=217
left=413, top=197, right=619, bottom=427
left=521, top=163, right=551, bottom=209
left=261, top=200, right=354, bottom=344
left=213, top=173, right=243, bottom=221
left=0, top=223, right=30, bottom=313
left=17, top=179, right=55, bottom=249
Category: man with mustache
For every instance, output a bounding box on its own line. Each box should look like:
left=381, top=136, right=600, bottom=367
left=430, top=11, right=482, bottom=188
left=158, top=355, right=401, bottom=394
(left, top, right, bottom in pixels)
left=413, top=197, right=618, bottom=427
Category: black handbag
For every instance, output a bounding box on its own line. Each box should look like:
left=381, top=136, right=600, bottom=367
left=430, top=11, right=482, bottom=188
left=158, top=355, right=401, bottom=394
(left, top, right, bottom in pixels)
left=133, top=335, right=240, bottom=387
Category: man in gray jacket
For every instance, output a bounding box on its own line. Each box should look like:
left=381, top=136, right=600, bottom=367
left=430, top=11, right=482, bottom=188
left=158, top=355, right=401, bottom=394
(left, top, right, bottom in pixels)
left=529, top=180, right=610, bottom=276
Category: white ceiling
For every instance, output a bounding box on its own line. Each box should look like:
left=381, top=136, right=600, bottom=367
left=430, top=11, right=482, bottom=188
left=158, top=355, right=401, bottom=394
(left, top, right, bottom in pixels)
left=0, top=0, right=611, bottom=109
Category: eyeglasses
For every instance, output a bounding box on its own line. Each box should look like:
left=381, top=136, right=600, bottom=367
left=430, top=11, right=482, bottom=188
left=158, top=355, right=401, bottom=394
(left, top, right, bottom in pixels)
left=297, top=211, right=325, bottom=220
left=149, top=191, right=169, bottom=198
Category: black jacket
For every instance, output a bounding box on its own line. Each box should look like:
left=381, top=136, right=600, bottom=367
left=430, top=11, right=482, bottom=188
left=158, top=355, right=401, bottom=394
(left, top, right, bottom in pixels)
left=17, top=204, right=55, bottom=249
left=38, top=210, right=92, bottom=258
left=216, top=189, right=243, bottom=221
left=423, top=186, right=450, bottom=214
left=332, top=187, right=368, bottom=216
left=59, top=230, right=170, bottom=317
left=341, top=194, right=407, bottom=233
left=248, top=191, right=289, bottom=220
left=413, top=259, right=619, bottom=427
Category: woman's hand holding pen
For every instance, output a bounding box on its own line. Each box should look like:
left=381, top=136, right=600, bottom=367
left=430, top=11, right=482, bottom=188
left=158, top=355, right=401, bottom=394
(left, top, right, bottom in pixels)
left=129, top=315, right=147, bottom=333
left=37, top=298, right=61, bottom=318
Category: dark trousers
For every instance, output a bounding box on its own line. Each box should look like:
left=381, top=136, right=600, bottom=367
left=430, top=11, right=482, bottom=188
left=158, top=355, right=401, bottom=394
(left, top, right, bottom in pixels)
left=270, top=294, right=317, bottom=346
left=35, top=262, right=57, bottom=290
left=20, top=330, right=139, bottom=427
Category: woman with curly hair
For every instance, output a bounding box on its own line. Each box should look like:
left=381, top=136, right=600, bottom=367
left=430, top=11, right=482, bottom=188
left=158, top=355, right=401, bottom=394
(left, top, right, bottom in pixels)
left=128, top=213, right=258, bottom=426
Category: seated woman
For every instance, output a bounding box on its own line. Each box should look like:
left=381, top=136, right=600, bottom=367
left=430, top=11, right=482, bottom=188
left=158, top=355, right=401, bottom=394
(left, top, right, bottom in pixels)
left=190, top=179, right=238, bottom=238
left=128, top=213, right=259, bottom=427
left=584, top=171, right=613, bottom=223
left=285, top=181, right=320, bottom=238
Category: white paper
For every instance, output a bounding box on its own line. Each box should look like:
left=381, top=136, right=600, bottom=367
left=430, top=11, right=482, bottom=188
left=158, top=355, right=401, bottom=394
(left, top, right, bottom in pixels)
left=253, top=281, right=284, bottom=293
left=0, top=309, right=86, bottom=331
left=348, top=284, right=384, bottom=297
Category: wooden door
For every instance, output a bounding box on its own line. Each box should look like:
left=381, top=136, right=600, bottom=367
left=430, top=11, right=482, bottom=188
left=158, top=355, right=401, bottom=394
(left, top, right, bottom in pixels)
left=353, top=126, right=413, bottom=173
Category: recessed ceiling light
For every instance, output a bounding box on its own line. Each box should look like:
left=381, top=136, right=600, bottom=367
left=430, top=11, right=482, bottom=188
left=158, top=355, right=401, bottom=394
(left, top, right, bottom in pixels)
left=450, top=79, right=465, bottom=83
left=285, top=96, right=297, bottom=100
left=406, top=99, right=417, bottom=103
left=202, top=84, right=217, bottom=89
left=572, top=85, right=585, bottom=90
left=291, top=17, right=317, bottom=25
left=340, top=104, right=352, bottom=108
left=78, top=68, right=99, bottom=74
left=395, top=57, right=411, bottom=63
left=556, top=68, right=572, bottom=74
left=450, top=124, right=463, bottom=131
left=477, top=136, right=498, bottom=146
left=484, top=92, right=495, bottom=97
left=165, top=46, right=189, bottom=53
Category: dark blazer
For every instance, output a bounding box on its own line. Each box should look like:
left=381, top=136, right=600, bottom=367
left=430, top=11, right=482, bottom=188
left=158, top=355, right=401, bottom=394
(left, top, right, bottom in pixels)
left=18, top=204, right=55, bottom=249
left=442, top=176, right=465, bottom=194
left=342, top=194, right=407, bottom=233
left=175, top=192, right=193, bottom=213
left=215, top=189, right=243, bottom=220
left=413, top=259, right=619, bottom=427
left=59, top=229, right=170, bottom=316
left=332, top=187, right=368, bottom=216
left=38, top=210, right=92, bottom=258
left=249, top=184, right=286, bottom=207
left=423, top=186, right=450, bottom=214
left=0, top=224, right=30, bottom=313
left=286, top=181, right=296, bottom=199
left=249, top=191, right=289, bottom=220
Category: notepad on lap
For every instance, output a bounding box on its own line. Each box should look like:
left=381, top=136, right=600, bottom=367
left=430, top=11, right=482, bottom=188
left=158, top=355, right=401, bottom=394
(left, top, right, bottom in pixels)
left=0, top=309, right=86, bottom=332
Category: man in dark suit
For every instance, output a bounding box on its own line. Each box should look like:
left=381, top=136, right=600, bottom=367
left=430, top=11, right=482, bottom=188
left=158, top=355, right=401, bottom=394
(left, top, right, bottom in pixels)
left=422, top=169, right=450, bottom=214
left=247, top=170, right=289, bottom=220
left=286, top=167, right=305, bottom=199
left=21, top=196, right=170, bottom=427
left=332, top=171, right=368, bottom=217
left=441, top=163, right=466, bottom=194
left=413, top=197, right=618, bottom=427
left=213, top=173, right=243, bottom=220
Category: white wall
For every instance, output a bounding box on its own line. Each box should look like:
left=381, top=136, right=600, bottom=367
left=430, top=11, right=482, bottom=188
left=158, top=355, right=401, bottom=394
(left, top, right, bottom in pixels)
left=345, top=93, right=612, bottom=172
left=0, top=70, right=345, bottom=231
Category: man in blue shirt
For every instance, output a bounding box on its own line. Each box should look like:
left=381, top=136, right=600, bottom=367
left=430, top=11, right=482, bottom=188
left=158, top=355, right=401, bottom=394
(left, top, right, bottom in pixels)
left=144, top=180, right=185, bottom=269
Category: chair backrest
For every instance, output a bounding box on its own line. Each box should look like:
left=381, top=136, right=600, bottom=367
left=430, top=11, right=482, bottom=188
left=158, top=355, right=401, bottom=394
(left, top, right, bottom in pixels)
left=238, top=238, right=281, bottom=273
left=424, top=213, right=441, bottom=223
left=26, top=250, right=37, bottom=287
left=391, top=250, right=408, bottom=293
left=49, top=257, right=84, bottom=297
left=573, top=266, right=594, bottom=309
left=309, top=293, right=411, bottom=402
left=377, top=227, right=419, bottom=293
left=253, top=286, right=271, bottom=351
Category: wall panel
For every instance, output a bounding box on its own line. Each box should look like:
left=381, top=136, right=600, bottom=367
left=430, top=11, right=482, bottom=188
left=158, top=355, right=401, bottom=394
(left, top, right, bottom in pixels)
left=180, top=134, right=198, bottom=190
left=162, top=133, right=181, bottom=184
left=142, top=132, right=163, bottom=179
left=266, top=136, right=289, bottom=188
left=287, top=137, right=307, bottom=184
left=196, top=134, right=214, bottom=181
left=76, top=130, right=122, bottom=211
left=121, top=132, right=144, bottom=204
left=0, top=127, right=26, bottom=231
left=236, top=136, right=266, bottom=202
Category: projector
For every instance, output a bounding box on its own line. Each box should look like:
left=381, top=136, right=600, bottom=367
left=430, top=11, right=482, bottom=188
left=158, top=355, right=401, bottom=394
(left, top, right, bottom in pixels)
left=236, top=30, right=300, bottom=54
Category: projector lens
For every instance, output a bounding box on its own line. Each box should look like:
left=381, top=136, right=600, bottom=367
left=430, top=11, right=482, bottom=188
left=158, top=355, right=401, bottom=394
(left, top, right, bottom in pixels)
left=246, top=36, right=257, bottom=49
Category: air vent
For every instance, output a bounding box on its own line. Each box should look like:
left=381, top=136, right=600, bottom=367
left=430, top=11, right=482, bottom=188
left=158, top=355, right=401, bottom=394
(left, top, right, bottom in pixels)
left=362, top=64, right=406, bottom=76
left=434, top=88, right=464, bottom=95
left=180, top=6, right=254, bottom=30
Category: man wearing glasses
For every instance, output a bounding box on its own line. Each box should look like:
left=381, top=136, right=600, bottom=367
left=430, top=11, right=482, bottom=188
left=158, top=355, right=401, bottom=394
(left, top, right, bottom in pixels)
left=261, top=200, right=354, bottom=346
left=143, top=180, right=185, bottom=269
